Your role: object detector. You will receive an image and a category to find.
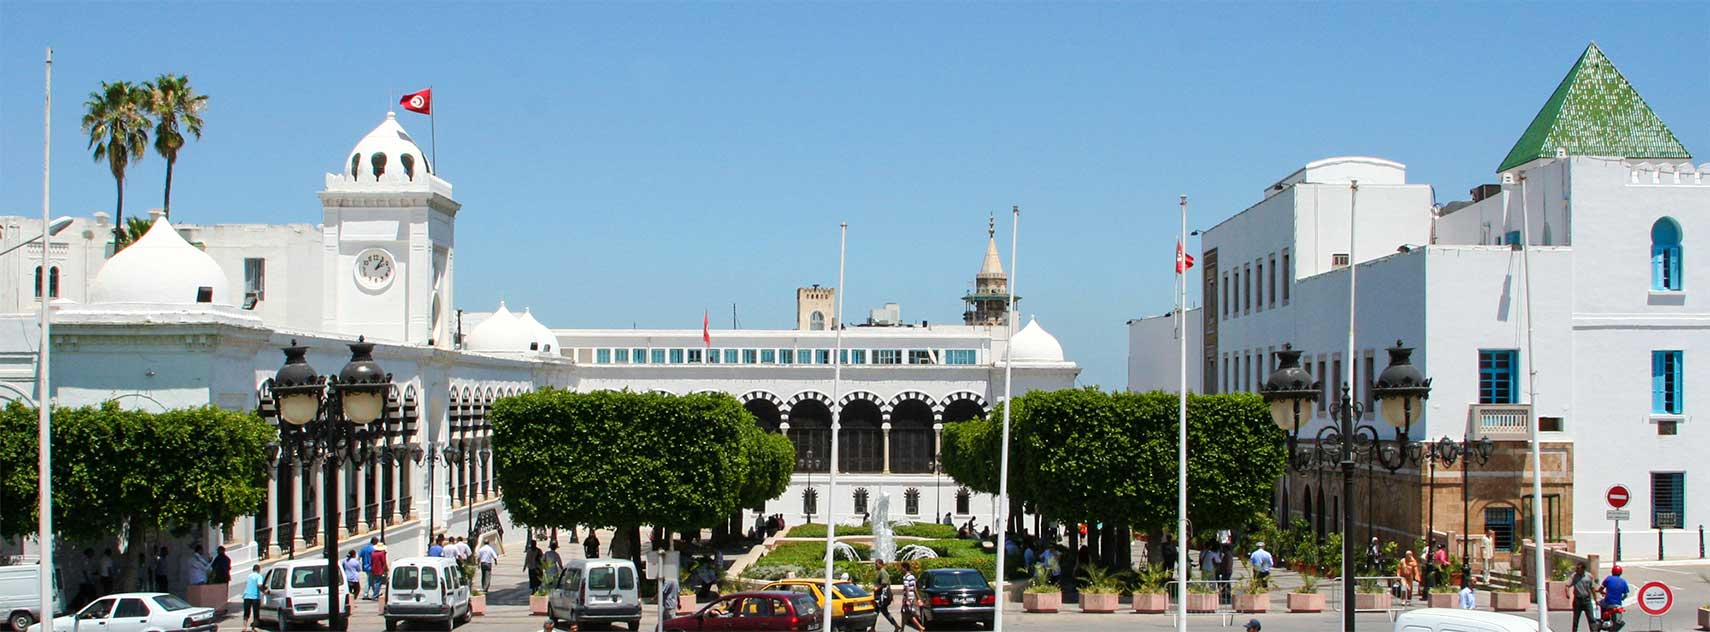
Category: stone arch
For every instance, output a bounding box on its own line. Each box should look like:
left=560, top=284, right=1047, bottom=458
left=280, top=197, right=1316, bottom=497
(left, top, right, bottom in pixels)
left=784, top=390, right=834, bottom=415
left=890, top=395, right=936, bottom=474
left=648, top=388, right=676, bottom=395
left=739, top=390, right=784, bottom=409
left=839, top=397, right=884, bottom=473
left=940, top=391, right=988, bottom=422
left=888, top=390, right=937, bottom=415
left=786, top=395, right=833, bottom=472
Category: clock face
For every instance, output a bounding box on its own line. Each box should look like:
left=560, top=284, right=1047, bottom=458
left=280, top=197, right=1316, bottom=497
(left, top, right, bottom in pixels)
left=354, top=248, right=396, bottom=290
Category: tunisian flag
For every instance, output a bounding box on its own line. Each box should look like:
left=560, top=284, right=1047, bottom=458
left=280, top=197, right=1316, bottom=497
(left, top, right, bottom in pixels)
left=702, top=310, right=712, bottom=346
left=1176, top=240, right=1196, bottom=274
left=399, top=89, right=432, bottom=115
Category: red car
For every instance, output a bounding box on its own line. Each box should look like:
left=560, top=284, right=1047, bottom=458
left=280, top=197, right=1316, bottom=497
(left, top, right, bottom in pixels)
left=664, top=590, right=825, bottom=632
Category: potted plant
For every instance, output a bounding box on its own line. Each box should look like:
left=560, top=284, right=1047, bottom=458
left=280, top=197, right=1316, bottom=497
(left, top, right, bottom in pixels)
left=1184, top=581, right=1219, bottom=613
left=1353, top=579, right=1392, bottom=611
left=1022, top=565, right=1061, bottom=613
left=1491, top=585, right=1530, bottom=612
left=1288, top=572, right=1325, bottom=613
left=460, top=558, right=487, bottom=616
left=1076, top=566, right=1122, bottom=613
left=530, top=561, right=556, bottom=615
left=1428, top=588, right=1458, bottom=609
left=1696, top=573, right=1710, bottom=629
left=1130, top=565, right=1169, bottom=614
left=1545, top=556, right=1573, bottom=611
left=186, top=579, right=230, bottom=615
left=1233, top=573, right=1270, bottom=613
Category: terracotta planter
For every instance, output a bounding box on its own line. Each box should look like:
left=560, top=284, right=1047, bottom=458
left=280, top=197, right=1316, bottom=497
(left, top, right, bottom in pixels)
left=1491, top=591, right=1529, bottom=612
left=677, top=593, right=698, bottom=615
left=186, top=583, right=229, bottom=615
left=470, top=594, right=487, bottom=616
left=1288, top=592, right=1325, bottom=613
left=1353, top=592, right=1392, bottom=610
left=1132, top=593, right=1168, bottom=614
left=1428, top=593, right=1456, bottom=608
left=1234, top=593, right=1270, bottom=613
left=1006, top=583, right=1026, bottom=603
left=1079, top=592, right=1119, bottom=613
left=1546, top=581, right=1570, bottom=611
left=1184, top=593, right=1218, bottom=613
left=1696, top=605, right=1708, bottom=629
left=529, top=594, right=548, bottom=615
left=1022, top=591, right=1060, bottom=613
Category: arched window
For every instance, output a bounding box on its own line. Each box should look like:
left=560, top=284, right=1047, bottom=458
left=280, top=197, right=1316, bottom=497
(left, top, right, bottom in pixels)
left=48, top=266, right=59, bottom=299
left=853, top=488, right=869, bottom=515
left=955, top=487, right=971, bottom=515
left=401, top=153, right=416, bottom=181
left=350, top=153, right=361, bottom=178
left=904, top=488, right=921, bottom=516
left=370, top=152, right=388, bottom=181
left=1652, top=218, right=1682, bottom=291
left=32, top=266, right=42, bottom=298
left=802, top=487, right=819, bottom=518
left=810, top=311, right=826, bottom=331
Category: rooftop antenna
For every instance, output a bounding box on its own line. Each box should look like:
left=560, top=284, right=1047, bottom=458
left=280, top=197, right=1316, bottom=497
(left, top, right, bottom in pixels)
left=731, top=302, right=740, bottom=330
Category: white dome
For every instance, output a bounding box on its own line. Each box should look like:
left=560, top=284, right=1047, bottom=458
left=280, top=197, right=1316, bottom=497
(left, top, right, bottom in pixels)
left=465, top=302, right=535, bottom=352
left=342, top=112, right=431, bottom=183
left=89, top=218, right=231, bottom=305
left=516, top=309, right=558, bottom=354
left=1007, top=317, right=1065, bottom=364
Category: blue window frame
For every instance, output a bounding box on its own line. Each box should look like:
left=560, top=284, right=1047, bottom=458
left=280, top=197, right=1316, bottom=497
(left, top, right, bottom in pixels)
left=815, top=349, right=830, bottom=364
left=875, top=350, right=901, bottom=365
left=799, top=350, right=814, bottom=364
left=650, top=349, right=666, bottom=364
left=776, top=349, right=791, bottom=365
left=1652, top=218, right=1682, bottom=291
left=1652, top=350, right=1683, bottom=414
left=724, top=349, right=739, bottom=364
left=1478, top=349, right=1518, bottom=404
left=850, top=350, right=866, bottom=364
left=687, top=349, right=702, bottom=363
left=908, top=350, right=935, bottom=365
left=1483, top=506, right=1516, bottom=552
left=760, top=349, right=776, bottom=364
left=596, top=349, right=611, bottom=364
left=742, top=349, right=757, bottom=364
left=631, top=348, right=646, bottom=364
left=1504, top=230, right=1522, bottom=246
left=706, top=348, right=719, bottom=364
left=669, top=349, right=685, bottom=364
left=614, top=348, right=629, bottom=363
left=1651, top=472, right=1684, bottom=529
left=945, top=349, right=977, bottom=365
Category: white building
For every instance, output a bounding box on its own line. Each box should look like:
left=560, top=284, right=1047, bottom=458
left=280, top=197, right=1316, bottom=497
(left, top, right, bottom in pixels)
left=1, top=108, right=1078, bottom=592
left=1129, top=43, right=1705, bottom=560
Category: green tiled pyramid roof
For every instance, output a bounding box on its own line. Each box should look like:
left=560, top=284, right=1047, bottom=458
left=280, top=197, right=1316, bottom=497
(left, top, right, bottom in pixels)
left=1497, top=42, right=1691, bottom=173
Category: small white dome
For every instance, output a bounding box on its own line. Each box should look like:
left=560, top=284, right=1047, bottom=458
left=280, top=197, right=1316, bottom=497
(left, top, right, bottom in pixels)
left=343, top=112, right=431, bottom=183
left=465, top=302, right=535, bottom=352
left=1007, top=317, right=1065, bottom=364
left=90, top=218, right=231, bottom=305
left=516, top=309, right=558, bottom=354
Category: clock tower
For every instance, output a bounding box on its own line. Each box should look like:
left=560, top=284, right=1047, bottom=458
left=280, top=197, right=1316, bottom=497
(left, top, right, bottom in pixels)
left=319, top=112, right=458, bottom=347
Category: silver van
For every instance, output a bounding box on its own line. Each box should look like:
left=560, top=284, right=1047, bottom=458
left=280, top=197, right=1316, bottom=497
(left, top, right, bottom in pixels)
left=0, top=564, right=64, bottom=631
left=384, top=556, right=471, bottom=631
left=1394, top=608, right=1553, bottom=632
left=258, top=559, right=348, bottom=630
left=546, top=558, right=642, bottom=631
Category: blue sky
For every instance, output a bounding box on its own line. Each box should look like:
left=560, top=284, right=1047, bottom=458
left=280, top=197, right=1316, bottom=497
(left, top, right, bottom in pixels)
left=1, top=3, right=1704, bottom=388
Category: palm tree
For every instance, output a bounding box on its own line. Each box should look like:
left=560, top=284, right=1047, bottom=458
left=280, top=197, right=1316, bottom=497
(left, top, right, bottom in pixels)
left=82, top=81, right=150, bottom=247
left=146, top=74, right=207, bottom=220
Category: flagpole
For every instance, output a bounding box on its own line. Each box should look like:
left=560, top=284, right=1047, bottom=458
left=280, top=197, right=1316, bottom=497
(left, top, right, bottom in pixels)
left=993, top=205, right=1018, bottom=632
left=38, top=47, right=56, bottom=632
left=821, top=222, right=848, bottom=632
left=1175, top=195, right=1189, bottom=632
left=429, top=85, right=438, bottom=176
left=1517, top=174, right=1550, bottom=630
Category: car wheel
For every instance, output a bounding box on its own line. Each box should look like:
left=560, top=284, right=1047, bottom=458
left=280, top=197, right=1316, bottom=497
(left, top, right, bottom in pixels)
left=9, top=612, right=35, bottom=632
left=627, top=620, right=641, bottom=631
left=331, top=615, right=350, bottom=631
left=384, top=617, right=399, bottom=631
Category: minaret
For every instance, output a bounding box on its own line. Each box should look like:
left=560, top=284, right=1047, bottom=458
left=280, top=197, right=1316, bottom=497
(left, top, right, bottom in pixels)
left=963, top=214, right=1018, bottom=326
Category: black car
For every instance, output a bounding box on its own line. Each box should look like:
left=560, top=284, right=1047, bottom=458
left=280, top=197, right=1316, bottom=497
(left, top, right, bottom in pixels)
left=916, top=568, right=995, bottom=629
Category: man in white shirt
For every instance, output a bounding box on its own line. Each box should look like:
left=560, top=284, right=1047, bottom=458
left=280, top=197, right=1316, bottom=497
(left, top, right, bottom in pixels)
left=477, top=541, right=498, bottom=592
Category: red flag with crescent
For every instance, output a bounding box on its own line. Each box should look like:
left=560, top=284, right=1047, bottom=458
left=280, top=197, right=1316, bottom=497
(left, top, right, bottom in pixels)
left=702, top=310, right=712, bottom=346
left=1176, top=240, right=1195, bottom=273
left=400, top=89, right=432, bottom=115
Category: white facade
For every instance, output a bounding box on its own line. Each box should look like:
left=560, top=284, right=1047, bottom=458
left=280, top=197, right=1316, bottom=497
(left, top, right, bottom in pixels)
left=1126, top=308, right=1201, bottom=394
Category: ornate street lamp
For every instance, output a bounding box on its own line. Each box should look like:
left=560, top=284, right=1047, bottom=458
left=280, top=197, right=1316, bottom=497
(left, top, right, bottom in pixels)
left=1262, top=340, right=1434, bottom=632
left=268, top=338, right=394, bottom=632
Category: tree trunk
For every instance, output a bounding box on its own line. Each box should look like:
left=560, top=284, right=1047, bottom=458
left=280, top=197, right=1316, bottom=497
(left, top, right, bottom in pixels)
left=120, top=520, right=146, bottom=593
left=162, top=159, right=175, bottom=220
left=113, top=174, right=126, bottom=247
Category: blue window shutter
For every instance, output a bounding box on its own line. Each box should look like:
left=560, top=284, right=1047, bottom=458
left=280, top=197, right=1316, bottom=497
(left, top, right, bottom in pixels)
left=1653, top=247, right=1666, bottom=290
left=1671, top=352, right=1684, bottom=413
left=1653, top=352, right=1666, bottom=413
left=1669, top=246, right=1682, bottom=291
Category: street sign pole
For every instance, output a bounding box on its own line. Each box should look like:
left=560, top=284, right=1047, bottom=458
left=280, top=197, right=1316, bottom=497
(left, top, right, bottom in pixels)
left=1607, top=484, right=1631, bottom=562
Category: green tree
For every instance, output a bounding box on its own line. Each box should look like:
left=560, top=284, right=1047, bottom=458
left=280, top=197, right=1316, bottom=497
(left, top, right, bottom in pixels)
left=145, top=74, right=207, bottom=219
left=491, top=390, right=792, bottom=565
left=82, top=81, right=151, bottom=248
left=737, top=423, right=795, bottom=511
left=0, top=402, right=273, bottom=589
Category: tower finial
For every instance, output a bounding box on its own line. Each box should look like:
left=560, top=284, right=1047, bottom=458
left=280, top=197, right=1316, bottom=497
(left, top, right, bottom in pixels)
left=988, top=214, right=995, bottom=239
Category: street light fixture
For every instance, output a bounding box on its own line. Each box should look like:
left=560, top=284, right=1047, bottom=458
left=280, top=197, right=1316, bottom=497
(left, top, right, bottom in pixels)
left=268, top=337, right=395, bottom=632
left=1261, top=340, right=1433, bottom=631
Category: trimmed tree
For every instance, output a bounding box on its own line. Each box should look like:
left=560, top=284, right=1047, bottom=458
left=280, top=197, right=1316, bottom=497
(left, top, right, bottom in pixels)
left=491, top=390, right=792, bottom=565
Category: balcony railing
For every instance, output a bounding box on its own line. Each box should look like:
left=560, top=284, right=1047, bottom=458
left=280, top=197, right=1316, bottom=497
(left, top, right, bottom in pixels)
left=1470, top=403, right=1532, bottom=438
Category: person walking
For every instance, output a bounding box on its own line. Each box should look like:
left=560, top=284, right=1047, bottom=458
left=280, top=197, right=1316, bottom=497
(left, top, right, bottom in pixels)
left=211, top=546, right=232, bottom=585
left=1243, top=619, right=1261, bottom=631
left=583, top=531, right=601, bottom=559
left=369, top=542, right=390, bottom=601
left=1248, top=542, right=1273, bottom=589
left=1365, top=537, right=1382, bottom=574
left=187, top=544, right=213, bottom=587
left=1458, top=583, right=1476, bottom=609
left=98, top=549, right=116, bottom=595
left=242, top=564, right=265, bottom=632
left=897, top=562, right=925, bottom=632
left=358, top=537, right=378, bottom=599
left=1567, top=561, right=1598, bottom=631
left=477, top=539, right=498, bottom=593
left=1215, top=542, right=1236, bottom=604
left=76, top=548, right=97, bottom=607
left=1397, top=550, right=1421, bottom=604
left=342, top=551, right=362, bottom=610
left=544, top=540, right=563, bottom=571
left=525, top=539, right=543, bottom=593
left=152, top=547, right=171, bottom=595
left=427, top=534, right=445, bottom=558
left=871, top=560, right=898, bottom=631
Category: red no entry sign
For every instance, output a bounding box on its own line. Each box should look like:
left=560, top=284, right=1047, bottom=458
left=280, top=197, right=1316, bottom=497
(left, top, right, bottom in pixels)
left=1637, top=581, right=1672, bottom=616
left=1606, top=484, right=1631, bottom=509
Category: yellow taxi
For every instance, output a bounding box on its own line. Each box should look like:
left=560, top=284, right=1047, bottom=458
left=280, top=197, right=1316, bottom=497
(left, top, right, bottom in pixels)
left=759, top=578, right=878, bottom=632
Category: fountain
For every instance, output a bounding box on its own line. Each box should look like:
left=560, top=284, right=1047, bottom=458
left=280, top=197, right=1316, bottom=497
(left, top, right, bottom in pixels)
left=896, top=544, right=940, bottom=561
left=830, top=541, right=864, bottom=562
left=872, top=492, right=896, bottom=563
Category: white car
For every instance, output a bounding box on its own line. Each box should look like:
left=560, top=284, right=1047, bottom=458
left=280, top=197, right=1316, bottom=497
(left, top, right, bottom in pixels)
left=27, top=592, right=216, bottom=632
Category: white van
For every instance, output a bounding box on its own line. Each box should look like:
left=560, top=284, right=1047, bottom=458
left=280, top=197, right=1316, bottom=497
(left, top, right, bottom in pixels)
left=1394, top=608, right=1554, bottom=632
left=0, top=564, right=64, bottom=631
left=546, top=558, right=642, bottom=631
left=257, top=559, right=348, bottom=630
left=383, top=556, right=471, bottom=631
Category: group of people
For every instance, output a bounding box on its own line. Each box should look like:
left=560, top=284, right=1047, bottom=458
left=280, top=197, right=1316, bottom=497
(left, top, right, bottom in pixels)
left=1386, top=539, right=1452, bottom=604
left=522, top=531, right=600, bottom=593
left=747, top=514, right=788, bottom=541
left=1568, top=562, right=1630, bottom=632
left=428, top=533, right=499, bottom=592
left=870, top=559, right=926, bottom=632
left=69, top=543, right=228, bottom=610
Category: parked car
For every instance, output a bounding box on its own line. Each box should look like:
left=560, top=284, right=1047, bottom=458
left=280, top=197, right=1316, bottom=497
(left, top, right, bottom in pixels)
left=663, top=591, right=824, bottom=632
left=1, top=564, right=64, bottom=631
left=915, top=568, right=995, bottom=629
left=26, top=592, right=215, bottom=632
left=384, top=556, right=471, bottom=631
left=256, top=559, right=348, bottom=630
left=545, top=558, right=643, bottom=631
left=759, top=579, right=876, bottom=632
left=1394, top=608, right=1552, bottom=632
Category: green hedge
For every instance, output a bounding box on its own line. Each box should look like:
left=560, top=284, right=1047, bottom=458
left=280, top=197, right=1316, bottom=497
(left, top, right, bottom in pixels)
left=750, top=539, right=995, bottom=583
left=783, top=522, right=960, bottom=539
